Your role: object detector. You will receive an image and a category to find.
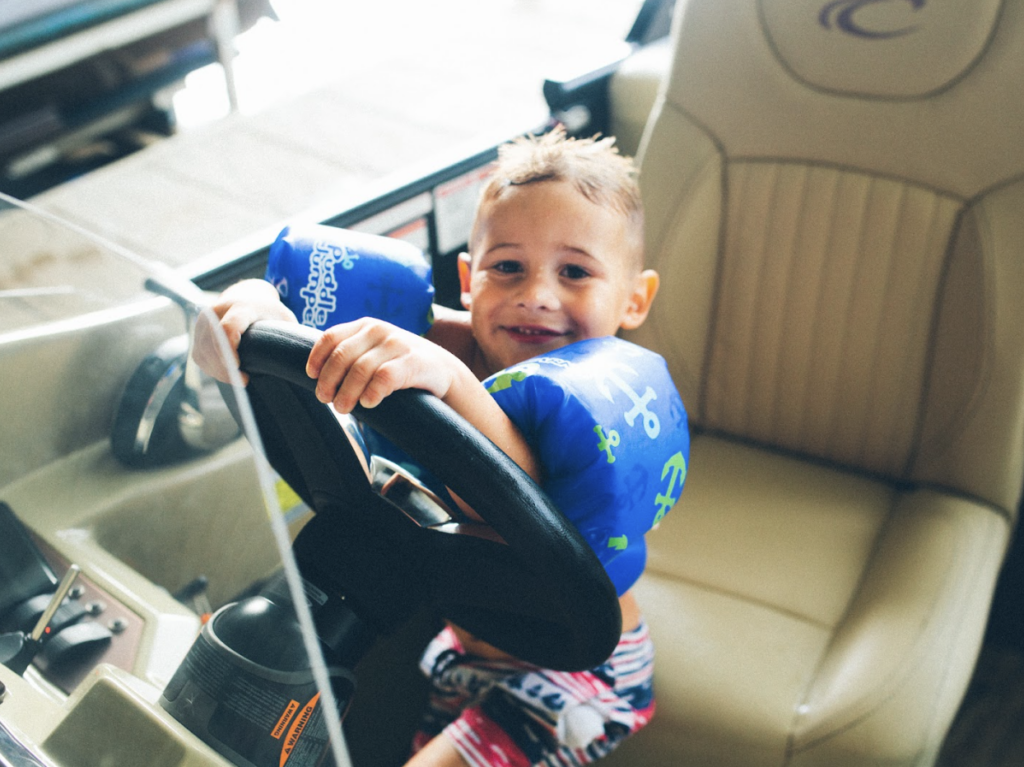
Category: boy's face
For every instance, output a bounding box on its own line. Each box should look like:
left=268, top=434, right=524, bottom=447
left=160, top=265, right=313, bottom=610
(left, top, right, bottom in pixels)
left=460, top=180, right=658, bottom=373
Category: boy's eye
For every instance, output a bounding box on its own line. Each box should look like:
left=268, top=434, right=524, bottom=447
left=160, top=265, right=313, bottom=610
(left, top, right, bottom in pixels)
left=492, top=260, right=523, bottom=274
left=561, top=264, right=590, bottom=280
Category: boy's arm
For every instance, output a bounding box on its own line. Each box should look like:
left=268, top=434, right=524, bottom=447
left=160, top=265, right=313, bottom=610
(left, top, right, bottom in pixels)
left=424, top=304, right=486, bottom=376
left=307, top=318, right=540, bottom=483
left=192, top=280, right=461, bottom=384
left=194, top=282, right=537, bottom=480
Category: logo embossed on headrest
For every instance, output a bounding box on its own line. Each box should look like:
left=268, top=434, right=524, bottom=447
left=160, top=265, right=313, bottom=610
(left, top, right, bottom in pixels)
left=819, top=0, right=925, bottom=39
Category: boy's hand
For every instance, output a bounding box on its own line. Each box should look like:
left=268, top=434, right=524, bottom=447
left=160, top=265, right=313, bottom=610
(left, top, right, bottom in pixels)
left=307, top=318, right=461, bottom=413
left=192, top=282, right=541, bottom=513
left=308, top=316, right=542, bottom=515
left=193, top=279, right=297, bottom=384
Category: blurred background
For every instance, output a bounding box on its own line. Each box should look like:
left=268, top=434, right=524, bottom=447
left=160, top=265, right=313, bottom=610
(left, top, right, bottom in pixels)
left=0, top=0, right=643, bottom=268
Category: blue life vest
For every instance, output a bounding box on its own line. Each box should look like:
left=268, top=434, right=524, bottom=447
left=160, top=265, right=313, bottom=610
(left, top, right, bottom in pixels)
left=483, top=338, right=689, bottom=595
left=265, top=224, right=434, bottom=335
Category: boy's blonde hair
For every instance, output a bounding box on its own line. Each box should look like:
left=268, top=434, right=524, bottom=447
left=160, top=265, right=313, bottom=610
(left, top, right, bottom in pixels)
left=470, top=128, right=645, bottom=267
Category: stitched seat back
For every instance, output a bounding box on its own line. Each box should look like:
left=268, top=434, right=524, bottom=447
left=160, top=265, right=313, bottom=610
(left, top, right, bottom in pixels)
left=629, top=0, right=1024, bottom=514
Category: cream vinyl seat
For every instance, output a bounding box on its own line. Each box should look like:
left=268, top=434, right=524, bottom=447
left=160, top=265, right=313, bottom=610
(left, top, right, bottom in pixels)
left=607, top=1, right=1024, bottom=765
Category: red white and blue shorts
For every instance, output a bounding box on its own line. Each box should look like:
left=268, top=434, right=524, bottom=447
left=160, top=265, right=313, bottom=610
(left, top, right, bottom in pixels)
left=411, top=622, right=655, bottom=766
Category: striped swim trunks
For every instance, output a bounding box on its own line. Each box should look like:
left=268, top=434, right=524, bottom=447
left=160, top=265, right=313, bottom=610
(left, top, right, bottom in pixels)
left=411, top=621, right=655, bottom=766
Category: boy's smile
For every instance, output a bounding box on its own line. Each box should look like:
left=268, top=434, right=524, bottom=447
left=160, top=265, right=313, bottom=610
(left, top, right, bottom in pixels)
left=460, top=180, right=657, bottom=374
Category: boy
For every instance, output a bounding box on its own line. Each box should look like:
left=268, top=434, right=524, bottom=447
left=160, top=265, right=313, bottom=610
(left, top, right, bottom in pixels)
left=197, top=129, right=667, bottom=766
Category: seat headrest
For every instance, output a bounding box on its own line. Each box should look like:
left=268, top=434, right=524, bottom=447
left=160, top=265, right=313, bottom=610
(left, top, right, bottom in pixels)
left=760, top=0, right=1002, bottom=98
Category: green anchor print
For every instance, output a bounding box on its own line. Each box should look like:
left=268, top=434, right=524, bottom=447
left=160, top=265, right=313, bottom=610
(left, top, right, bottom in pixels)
left=594, top=424, right=621, bottom=463
left=653, top=451, right=688, bottom=525
left=486, top=369, right=529, bottom=394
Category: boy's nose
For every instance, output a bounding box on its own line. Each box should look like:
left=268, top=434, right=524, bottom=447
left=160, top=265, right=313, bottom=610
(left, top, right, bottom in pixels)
left=516, top=274, right=560, bottom=310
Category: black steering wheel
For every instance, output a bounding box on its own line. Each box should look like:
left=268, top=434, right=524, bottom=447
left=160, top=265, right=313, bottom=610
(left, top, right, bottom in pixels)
left=236, top=320, right=621, bottom=671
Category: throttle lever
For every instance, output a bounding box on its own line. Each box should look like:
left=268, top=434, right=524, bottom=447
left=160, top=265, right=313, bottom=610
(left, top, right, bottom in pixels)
left=0, top=565, right=80, bottom=675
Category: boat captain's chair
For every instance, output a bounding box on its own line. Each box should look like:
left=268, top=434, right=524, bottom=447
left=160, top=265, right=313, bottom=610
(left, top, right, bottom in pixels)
left=608, top=1, right=1024, bottom=765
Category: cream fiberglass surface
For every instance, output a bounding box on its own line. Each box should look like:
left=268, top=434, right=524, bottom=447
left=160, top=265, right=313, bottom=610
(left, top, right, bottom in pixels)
left=0, top=192, right=352, bottom=767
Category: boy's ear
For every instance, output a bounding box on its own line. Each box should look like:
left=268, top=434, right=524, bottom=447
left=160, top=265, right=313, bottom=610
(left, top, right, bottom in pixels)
left=619, top=269, right=660, bottom=331
left=457, top=252, right=473, bottom=310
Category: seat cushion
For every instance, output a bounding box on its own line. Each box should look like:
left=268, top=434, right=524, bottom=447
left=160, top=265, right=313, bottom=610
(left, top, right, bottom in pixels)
left=599, top=433, right=1009, bottom=766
